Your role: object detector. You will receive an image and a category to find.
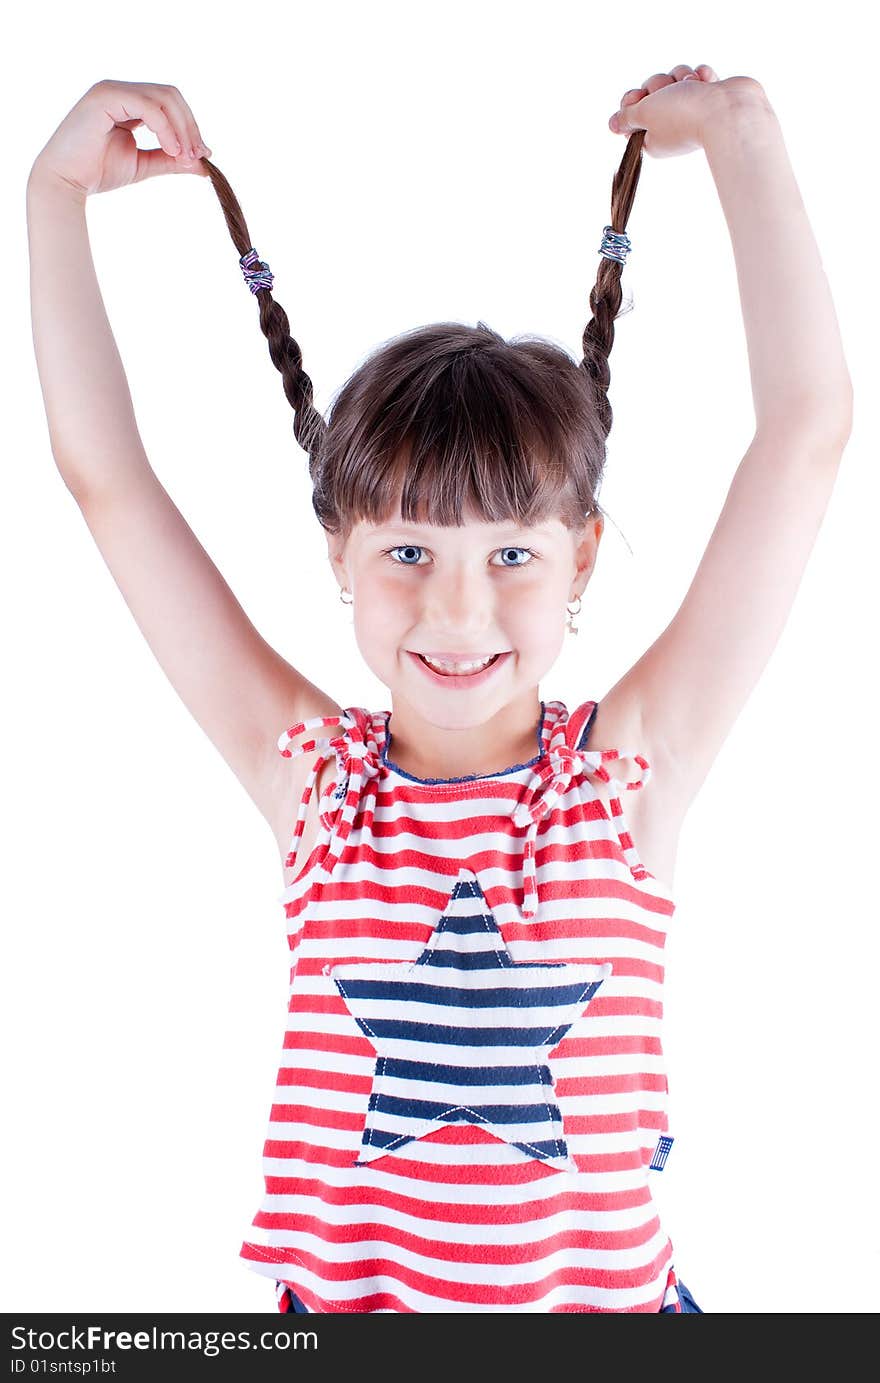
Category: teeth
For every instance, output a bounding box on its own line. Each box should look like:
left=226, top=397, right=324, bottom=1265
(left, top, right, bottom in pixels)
left=422, top=653, right=496, bottom=675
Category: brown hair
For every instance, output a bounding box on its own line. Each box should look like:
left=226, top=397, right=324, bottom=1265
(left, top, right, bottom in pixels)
left=202, top=131, right=646, bottom=546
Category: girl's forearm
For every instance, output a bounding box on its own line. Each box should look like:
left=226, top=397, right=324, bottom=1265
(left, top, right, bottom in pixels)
left=26, top=167, right=149, bottom=495
left=702, top=96, right=853, bottom=440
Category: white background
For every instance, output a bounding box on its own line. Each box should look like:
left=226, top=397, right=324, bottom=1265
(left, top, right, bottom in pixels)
left=5, top=0, right=878, bottom=1314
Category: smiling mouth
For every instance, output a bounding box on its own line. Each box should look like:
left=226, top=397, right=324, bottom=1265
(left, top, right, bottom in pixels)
left=413, top=652, right=505, bottom=677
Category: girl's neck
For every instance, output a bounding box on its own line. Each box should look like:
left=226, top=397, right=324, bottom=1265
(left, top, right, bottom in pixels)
left=384, top=694, right=544, bottom=779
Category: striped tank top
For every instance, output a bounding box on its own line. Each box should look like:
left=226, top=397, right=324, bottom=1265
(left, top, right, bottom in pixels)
left=240, top=697, right=685, bottom=1312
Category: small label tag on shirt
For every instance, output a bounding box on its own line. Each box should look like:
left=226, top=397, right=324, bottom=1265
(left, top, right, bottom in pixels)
left=650, top=1135, right=674, bottom=1171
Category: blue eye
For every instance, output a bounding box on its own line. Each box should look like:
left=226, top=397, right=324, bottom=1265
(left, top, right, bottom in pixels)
left=383, top=545, right=536, bottom=568
left=386, top=544, right=425, bottom=565
left=493, top=547, right=535, bottom=568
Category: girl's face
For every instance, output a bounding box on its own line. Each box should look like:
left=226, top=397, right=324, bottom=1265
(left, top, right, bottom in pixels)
left=328, top=509, right=602, bottom=748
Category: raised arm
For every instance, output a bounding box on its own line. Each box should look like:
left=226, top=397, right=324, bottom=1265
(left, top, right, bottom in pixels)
left=605, top=72, right=853, bottom=813
left=26, top=83, right=337, bottom=828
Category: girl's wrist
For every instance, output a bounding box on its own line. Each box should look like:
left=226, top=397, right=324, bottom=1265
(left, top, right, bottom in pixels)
left=700, top=82, right=779, bottom=154
left=27, top=159, right=88, bottom=208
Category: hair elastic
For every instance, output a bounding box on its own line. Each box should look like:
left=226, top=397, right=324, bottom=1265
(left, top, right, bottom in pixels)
left=598, top=226, right=632, bottom=265
left=240, top=247, right=274, bottom=294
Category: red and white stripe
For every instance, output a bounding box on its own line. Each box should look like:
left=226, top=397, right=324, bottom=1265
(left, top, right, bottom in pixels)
left=241, top=699, right=681, bottom=1312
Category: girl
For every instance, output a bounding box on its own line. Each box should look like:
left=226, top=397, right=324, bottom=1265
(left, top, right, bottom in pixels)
left=26, top=65, right=852, bottom=1314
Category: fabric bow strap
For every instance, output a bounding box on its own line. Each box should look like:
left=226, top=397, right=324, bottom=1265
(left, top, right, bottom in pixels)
left=278, top=714, right=381, bottom=876
left=511, top=742, right=652, bottom=920
left=278, top=711, right=651, bottom=915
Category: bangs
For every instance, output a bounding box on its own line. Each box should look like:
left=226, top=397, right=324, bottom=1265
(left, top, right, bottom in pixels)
left=312, top=322, right=605, bottom=539
left=348, top=427, right=575, bottom=534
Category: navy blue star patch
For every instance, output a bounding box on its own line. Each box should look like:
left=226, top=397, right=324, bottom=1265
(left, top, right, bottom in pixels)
left=325, top=867, right=612, bottom=1170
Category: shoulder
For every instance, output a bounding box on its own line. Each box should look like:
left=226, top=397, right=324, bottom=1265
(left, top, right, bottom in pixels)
left=576, top=696, right=636, bottom=755
left=261, top=690, right=349, bottom=838
left=554, top=694, right=636, bottom=757
left=574, top=682, right=689, bottom=845
left=572, top=675, right=661, bottom=772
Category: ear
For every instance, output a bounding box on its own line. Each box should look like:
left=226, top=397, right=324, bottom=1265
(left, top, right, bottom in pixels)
left=325, top=530, right=350, bottom=590
left=571, top=513, right=604, bottom=597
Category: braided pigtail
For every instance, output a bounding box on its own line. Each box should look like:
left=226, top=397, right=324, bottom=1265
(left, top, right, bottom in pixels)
left=201, top=159, right=327, bottom=465
left=581, top=130, right=647, bottom=440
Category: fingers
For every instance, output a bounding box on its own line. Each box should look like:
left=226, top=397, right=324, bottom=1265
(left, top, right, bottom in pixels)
left=146, top=84, right=211, bottom=161
left=610, top=85, right=648, bottom=133
left=104, top=87, right=180, bottom=156
left=103, top=80, right=211, bottom=162
left=633, top=64, right=713, bottom=97
left=641, top=71, right=677, bottom=93
left=609, top=63, right=719, bottom=136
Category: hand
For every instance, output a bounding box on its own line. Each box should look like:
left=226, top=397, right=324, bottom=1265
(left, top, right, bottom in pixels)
left=608, top=65, right=769, bottom=157
left=29, top=79, right=213, bottom=198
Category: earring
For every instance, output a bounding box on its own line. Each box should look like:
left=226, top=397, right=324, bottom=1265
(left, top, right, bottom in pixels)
left=339, top=587, right=353, bottom=605
left=566, top=594, right=582, bottom=634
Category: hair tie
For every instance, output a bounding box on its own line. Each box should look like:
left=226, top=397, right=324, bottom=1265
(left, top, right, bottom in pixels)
left=598, top=226, right=632, bottom=265
left=239, top=247, right=274, bottom=294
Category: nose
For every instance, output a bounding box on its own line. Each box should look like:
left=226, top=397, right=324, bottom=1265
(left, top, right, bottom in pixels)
left=422, top=567, right=495, bottom=640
